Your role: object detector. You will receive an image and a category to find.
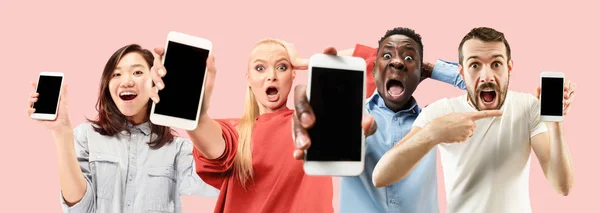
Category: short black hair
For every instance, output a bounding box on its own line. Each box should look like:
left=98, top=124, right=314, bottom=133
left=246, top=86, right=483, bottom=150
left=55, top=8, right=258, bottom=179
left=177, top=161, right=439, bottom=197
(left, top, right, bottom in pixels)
left=377, top=27, right=424, bottom=63
left=458, top=27, right=511, bottom=65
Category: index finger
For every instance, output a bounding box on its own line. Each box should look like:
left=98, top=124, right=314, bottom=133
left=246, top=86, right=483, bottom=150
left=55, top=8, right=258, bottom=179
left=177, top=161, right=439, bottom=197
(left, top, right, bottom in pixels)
left=294, top=85, right=315, bottom=128
left=467, top=110, right=503, bottom=120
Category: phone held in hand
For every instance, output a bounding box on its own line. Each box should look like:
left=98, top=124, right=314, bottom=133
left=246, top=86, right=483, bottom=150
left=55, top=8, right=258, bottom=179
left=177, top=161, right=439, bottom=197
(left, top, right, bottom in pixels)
left=304, top=53, right=367, bottom=176
left=31, top=72, right=64, bottom=121
left=150, top=31, right=212, bottom=130
left=540, top=72, right=564, bottom=122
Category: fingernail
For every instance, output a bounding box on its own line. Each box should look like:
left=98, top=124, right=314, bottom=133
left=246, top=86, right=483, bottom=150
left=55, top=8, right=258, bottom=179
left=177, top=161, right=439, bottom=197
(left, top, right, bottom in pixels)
left=158, top=69, right=166, bottom=76
left=300, top=113, right=313, bottom=127
left=152, top=97, right=158, bottom=103
left=297, top=134, right=307, bottom=147
left=157, top=82, right=164, bottom=90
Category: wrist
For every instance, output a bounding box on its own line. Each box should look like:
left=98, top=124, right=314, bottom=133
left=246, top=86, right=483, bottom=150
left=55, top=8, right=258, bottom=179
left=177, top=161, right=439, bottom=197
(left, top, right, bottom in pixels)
left=545, top=121, right=562, bottom=131
left=421, top=126, right=440, bottom=146
left=51, top=126, right=73, bottom=137
left=52, top=128, right=74, bottom=147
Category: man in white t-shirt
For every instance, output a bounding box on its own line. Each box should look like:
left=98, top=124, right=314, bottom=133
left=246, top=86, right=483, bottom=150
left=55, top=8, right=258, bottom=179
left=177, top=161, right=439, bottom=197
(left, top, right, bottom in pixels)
left=371, top=27, right=576, bottom=213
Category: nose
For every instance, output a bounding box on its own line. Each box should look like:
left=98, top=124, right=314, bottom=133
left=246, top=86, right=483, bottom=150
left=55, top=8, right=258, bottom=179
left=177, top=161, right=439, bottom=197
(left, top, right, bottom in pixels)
left=121, top=74, right=135, bottom=87
left=479, top=66, right=495, bottom=84
left=266, top=68, right=278, bottom=81
left=388, top=58, right=405, bottom=71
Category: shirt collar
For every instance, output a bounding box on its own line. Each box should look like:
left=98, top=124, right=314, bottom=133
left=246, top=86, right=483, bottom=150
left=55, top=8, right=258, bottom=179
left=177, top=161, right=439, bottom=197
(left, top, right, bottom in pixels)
left=127, top=121, right=151, bottom=136
left=367, top=90, right=420, bottom=114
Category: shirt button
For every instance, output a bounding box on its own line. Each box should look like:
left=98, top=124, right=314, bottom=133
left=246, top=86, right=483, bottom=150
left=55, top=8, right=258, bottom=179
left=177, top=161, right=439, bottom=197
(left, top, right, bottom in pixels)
left=127, top=201, right=132, bottom=206
left=390, top=199, right=396, bottom=204
left=132, top=134, right=136, bottom=138
left=393, top=117, right=398, bottom=121
left=165, top=169, right=170, bottom=174
left=129, top=176, right=133, bottom=181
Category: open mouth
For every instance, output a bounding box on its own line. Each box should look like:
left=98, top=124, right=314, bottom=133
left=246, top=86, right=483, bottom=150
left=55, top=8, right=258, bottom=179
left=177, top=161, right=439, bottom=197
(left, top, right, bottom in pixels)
left=266, top=87, right=279, bottom=101
left=386, top=79, right=404, bottom=98
left=479, top=89, right=497, bottom=105
left=119, top=91, right=138, bottom=101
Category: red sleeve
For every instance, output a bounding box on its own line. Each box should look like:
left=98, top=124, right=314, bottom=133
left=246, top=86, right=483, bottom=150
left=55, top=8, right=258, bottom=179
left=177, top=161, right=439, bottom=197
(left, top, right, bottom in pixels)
left=193, top=119, right=239, bottom=189
left=365, top=56, right=377, bottom=97
left=352, top=44, right=377, bottom=60
left=351, top=44, right=378, bottom=97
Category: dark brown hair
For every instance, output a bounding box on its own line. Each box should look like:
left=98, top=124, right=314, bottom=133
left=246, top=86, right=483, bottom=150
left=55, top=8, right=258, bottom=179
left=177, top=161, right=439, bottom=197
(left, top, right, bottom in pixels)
left=88, top=44, right=175, bottom=148
left=458, top=27, right=511, bottom=65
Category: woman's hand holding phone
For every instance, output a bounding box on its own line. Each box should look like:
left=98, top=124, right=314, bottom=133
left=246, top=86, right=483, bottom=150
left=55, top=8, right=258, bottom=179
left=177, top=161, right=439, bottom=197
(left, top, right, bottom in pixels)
left=149, top=48, right=217, bottom=118
left=27, top=81, right=73, bottom=136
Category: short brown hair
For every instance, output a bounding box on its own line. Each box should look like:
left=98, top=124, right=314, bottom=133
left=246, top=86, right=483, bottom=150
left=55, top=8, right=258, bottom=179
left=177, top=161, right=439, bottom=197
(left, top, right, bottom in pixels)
left=88, top=44, right=175, bottom=149
left=458, top=27, right=511, bottom=65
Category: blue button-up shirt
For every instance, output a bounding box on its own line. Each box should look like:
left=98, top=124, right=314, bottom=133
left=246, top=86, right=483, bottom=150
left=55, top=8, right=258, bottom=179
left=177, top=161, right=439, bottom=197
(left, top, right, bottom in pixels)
left=339, top=60, right=465, bottom=213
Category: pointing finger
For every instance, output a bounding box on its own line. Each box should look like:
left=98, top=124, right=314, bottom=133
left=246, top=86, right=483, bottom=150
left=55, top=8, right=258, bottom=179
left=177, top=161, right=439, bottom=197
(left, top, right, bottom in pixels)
left=468, top=110, right=503, bottom=120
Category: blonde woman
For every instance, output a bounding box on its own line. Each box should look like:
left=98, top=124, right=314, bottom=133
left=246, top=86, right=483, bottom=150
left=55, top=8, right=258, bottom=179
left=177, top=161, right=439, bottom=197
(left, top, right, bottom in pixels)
left=150, top=39, right=334, bottom=213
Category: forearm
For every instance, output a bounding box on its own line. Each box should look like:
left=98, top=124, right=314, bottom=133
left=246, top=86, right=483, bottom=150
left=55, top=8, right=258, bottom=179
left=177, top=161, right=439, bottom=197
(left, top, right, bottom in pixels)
left=53, top=130, right=87, bottom=206
left=187, top=114, right=226, bottom=159
left=430, top=60, right=466, bottom=90
left=373, top=129, right=437, bottom=187
left=545, top=122, right=575, bottom=195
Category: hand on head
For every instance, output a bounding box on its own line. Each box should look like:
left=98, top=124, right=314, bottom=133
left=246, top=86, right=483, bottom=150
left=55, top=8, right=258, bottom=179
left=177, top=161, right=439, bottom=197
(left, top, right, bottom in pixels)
left=291, top=46, right=377, bottom=160
left=271, top=39, right=310, bottom=71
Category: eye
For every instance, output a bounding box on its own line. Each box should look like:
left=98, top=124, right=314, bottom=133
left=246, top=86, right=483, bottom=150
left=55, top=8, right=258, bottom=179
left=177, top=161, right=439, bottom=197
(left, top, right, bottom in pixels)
left=492, top=61, right=502, bottom=68
left=383, top=53, right=392, bottom=59
left=112, top=73, right=121, bottom=78
left=134, top=71, right=144, bottom=75
left=469, top=63, right=479, bottom=69
left=404, top=55, right=414, bottom=61
left=255, top=65, right=265, bottom=71
left=277, top=64, right=288, bottom=71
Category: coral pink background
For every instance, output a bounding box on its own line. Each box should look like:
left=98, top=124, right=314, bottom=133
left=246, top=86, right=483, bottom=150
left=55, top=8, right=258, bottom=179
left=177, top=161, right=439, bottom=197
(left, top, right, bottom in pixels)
left=2, top=0, right=598, bottom=212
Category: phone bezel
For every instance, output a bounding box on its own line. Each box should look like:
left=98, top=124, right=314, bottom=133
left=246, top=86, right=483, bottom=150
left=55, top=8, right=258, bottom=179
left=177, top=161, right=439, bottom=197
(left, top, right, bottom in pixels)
left=31, top=72, right=64, bottom=121
left=540, top=72, right=565, bottom=122
left=149, top=31, right=213, bottom=130
left=304, top=53, right=367, bottom=177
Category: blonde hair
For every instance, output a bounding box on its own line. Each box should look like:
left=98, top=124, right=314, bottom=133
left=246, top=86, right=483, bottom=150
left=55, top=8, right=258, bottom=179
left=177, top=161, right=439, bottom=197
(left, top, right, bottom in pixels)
left=235, top=39, right=287, bottom=188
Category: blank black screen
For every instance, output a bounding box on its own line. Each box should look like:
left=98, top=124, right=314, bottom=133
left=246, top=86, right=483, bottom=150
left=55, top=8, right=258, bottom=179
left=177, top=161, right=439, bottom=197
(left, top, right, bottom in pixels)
left=33, top=76, right=62, bottom=114
left=306, top=67, right=364, bottom=161
left=154, top=41, right=209, bottom=120
left=541, top=77, right=563, bottom=116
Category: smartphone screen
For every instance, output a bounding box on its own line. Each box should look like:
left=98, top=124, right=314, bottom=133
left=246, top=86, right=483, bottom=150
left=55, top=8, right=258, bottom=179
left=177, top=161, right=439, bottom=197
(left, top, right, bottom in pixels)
left=541, top=77, right=563, bottom=116
left=306, top=67, right=364, bottom=161
left=33, top=75, right=63, bottom=114
left=154, top=41, right=210, bottom=120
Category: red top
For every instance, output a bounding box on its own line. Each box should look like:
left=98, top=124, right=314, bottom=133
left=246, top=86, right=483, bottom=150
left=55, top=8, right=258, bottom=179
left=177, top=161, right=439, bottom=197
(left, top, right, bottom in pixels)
left=352, top=44, right=378, bottom=97
left=193, top=108, right=334, bottom=213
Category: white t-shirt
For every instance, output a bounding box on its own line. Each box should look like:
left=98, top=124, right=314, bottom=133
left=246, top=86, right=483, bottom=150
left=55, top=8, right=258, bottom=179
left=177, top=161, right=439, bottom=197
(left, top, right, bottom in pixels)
left=413, top=91, right=547, bottom=213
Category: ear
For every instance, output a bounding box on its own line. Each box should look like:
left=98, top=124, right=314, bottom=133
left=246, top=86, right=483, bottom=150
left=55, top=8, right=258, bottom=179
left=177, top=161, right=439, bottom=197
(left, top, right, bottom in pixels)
left=246, top=72, right=250, bottom=85
left=507, top=59, right=513, bottom=73
left=458, top=63, right=465, bottom=79
left=292, top=69, right=296, bottom=80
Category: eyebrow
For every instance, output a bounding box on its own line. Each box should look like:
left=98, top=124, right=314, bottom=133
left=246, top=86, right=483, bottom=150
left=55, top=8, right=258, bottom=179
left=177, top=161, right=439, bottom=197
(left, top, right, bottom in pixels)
left=115, top=64, right=146, bottom=70
left=253, top=57, right=290, bottom=64
left=466, top=54, right=505, bottom=62
left=382, top=45, right=417, bottom=52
